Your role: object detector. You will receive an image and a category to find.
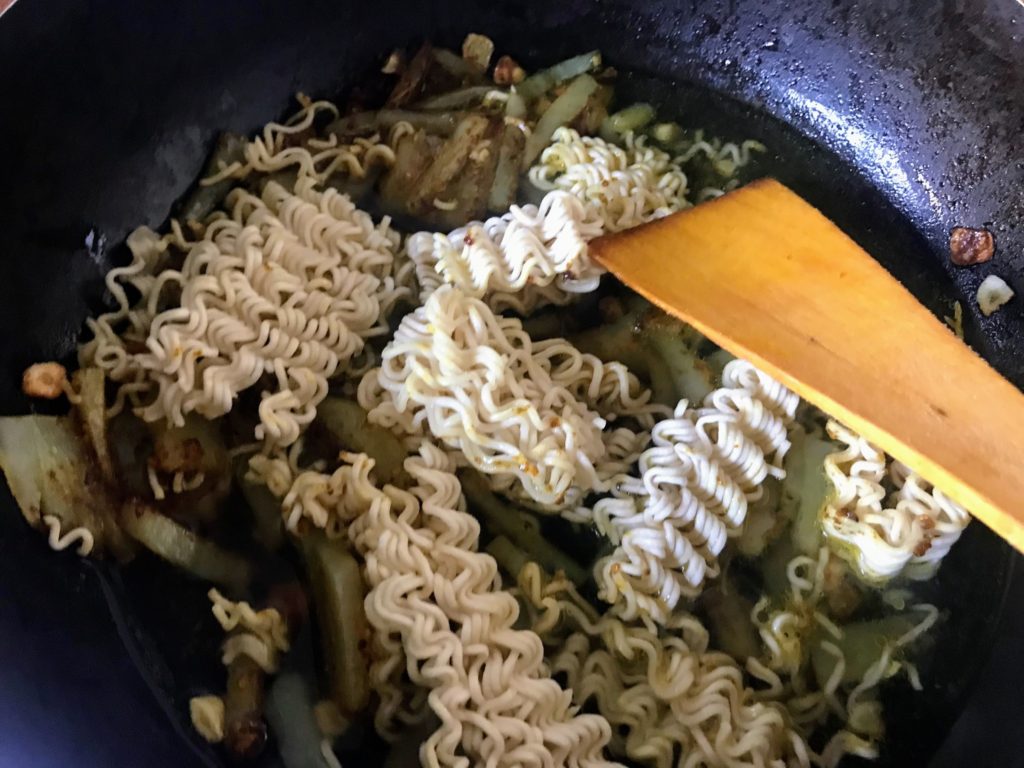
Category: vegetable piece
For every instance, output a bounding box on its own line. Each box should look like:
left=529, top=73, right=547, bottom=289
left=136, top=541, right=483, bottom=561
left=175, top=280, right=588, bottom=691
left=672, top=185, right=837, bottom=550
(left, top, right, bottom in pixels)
left=326, top=109, right=464, bottom=140
left=606, top=102, right=656, bottom=135
left=521, top=74, right=600, bottom=169
left=811, top=614, right=918, bottom=687
left=406, top=114, right=491, bottom=215
left=487, top=120, right=526, bottom=212
left=429, top=118, right=501, bottom=228
left=0, top=415, right=131, bottom=558
left=949, top=226, right=994, bottom=266
left=568, top=301, right=677, bottom=407
left=782, top=427, right=838, bottom=555
left=570, top=84, right=613, bottom=136
left=266, top=673, right=333, bottom=768
left=736, top=480, right=785, bottom=557
left=22, top=361, right=67, bottom=399
left=486, top=535, right=532, bottom=580
left=386, top=42, right=434, bottom=107
left=180, top=132, right=248, bottom=222
left=461, top=33, right=495, bottom=72
left=71, top=367, right=115, bottom=483
left=223, top=651, right=268, bottom=761
left=460, top=469, right=588, bottom=584
left=493, top=55, right=525, bottom=86
left=977, top=274, right=1014, bottom=316
left=314, top=398, right=408, bottom=485
left=516, top=50, right=602, bottom=102
left=415, top=85, right=500, bottom=111
left=120, top=499, right=251, bottom=590
left=303, top=536, right=370, bottom=717
left=638, top=311, right=715, bottom=404
left=150, top=415, right=228, bottom=478
left=379, top=128, right=433, bottom=210
left=701, top=580, right=761, bottom=661
left=234, top=457, right=284, bottom=551
left=504, top=91, right=527, bottom=119
left=651, top=121, right=684, bottom=146
left=432, top=47, right=483, bottom=82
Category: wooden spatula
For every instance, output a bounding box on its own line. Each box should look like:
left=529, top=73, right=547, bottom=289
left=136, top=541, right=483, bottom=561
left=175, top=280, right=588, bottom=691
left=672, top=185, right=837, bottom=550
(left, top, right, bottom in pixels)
left=589, top=178, right=1024, bottom=553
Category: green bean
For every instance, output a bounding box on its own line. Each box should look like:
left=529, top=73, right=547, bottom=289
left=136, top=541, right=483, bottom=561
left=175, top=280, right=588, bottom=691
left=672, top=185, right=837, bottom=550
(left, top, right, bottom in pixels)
left=266, top=673, right=333, bottom=768
left=234, top=457, right=284, bottom=551
left=406, top=114, right=491, bottom=215
left=416, top=85, right=499, bottom=111
left=386, top=42, right=434, bottom=107
left=315, top=398, right=408, bottom=485
left=522, top=74, right=600, bottom=169
left=120, top=500, right=251, bottom=591
left=179, top=132, right=248, bottom=222
left=459, top=469, right=588, bottom=584
left=303, top=536, right=370, bottom=716
left=326, top=109, right=463, bottom=140
left=568, top=302, right=677, bottom=407
left=607, top=103, right=656, bottom=135
left=640, top=319, right=715, bottom=405
left=781, top=427, right=838, bottom=555
left=223, top=651, right=268, bottom=760
left=516, top=50, right=602, bottom=102
left=486, top=536, right=533, bottom=580
left=701, top=579, right=761, bottom=661
left=487, top=121, right=526, bottom=212
left=811, top=615, right=918, bottom=687
left=650, top=121, right=684, bottom=146
left=504, top=92, right=527, bottom=120
left=431, top=47, right=482, bottom=82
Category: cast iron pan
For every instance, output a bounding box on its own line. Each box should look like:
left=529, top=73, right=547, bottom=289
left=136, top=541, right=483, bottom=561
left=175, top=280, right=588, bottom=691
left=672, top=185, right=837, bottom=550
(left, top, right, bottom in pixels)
left=0, top=1, right=1021, bottom=766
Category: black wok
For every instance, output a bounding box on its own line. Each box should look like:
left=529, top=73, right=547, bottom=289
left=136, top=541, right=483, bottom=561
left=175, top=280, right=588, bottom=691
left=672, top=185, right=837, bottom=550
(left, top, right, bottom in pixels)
left=0, top=0, right=1021, bottom=766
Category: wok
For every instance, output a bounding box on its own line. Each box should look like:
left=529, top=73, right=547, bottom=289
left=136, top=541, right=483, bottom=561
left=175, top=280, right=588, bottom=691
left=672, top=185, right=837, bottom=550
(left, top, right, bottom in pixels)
left=0, top=0, right=1021, bottom=766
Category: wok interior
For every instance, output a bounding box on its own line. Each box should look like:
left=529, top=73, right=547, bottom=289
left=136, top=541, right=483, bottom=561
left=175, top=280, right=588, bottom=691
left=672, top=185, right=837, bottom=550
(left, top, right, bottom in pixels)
left=0, top=4, right=1015, bottom=766
left=92, top=69, right=1013, bottom=768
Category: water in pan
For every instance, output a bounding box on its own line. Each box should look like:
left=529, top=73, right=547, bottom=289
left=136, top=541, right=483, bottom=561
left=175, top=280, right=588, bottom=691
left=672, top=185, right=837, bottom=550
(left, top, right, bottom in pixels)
left=56, top=61, right=1016, bottom=768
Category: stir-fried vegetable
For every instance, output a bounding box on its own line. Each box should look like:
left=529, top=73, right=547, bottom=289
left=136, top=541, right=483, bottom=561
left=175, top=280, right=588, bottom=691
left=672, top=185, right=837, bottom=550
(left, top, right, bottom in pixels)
left=72, top=367, right=115, bottom=483
left=782, top=427, right=838, bottom=555
left=120, top=500, right=251, bottom=591
left=702, top=578, right=761, bottom=661
left=224, top=651, right=268, bottom=760
left=638, top=311, right=715, bottom=404
left=522, top=74, right=600, bottom=169
left=516, top=50, right=602, bottom=102
left=605, top=102, right=656, bottom=136
left=314, top=398, right=408, bottom=486
left=488, top=121, right=526, bottom=212
left=266, top=673, right=334, bottom=768
left=460, top=469, right=589, bottom=584
left=0, top=415, right=132, bottom=558
left=386, top=42, right=434, bottom=107
left=416, top=85, right=499, bottom=111
left=327, top=109, right=463, bottom=140
left=811, top=614, right=919, bottom=687
left=379, top=128, right=435, bottom=211
left=406, top=114, right=492, bottom=215
left=303, top=536, right=371, bottom=717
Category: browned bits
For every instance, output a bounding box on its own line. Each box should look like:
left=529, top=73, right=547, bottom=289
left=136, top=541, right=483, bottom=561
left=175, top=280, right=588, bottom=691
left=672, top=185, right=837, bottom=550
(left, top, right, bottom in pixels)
left=949, top=226, right=994, bottom=266
left=493, top=55, right=525, bottom=86
left=152, top=437, right=204, bottom=473
left=913, top=539, right=932, bottom=557
left=838, top=507, right=859, bottom=522
left=22, top=362, right=68, bottom=400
